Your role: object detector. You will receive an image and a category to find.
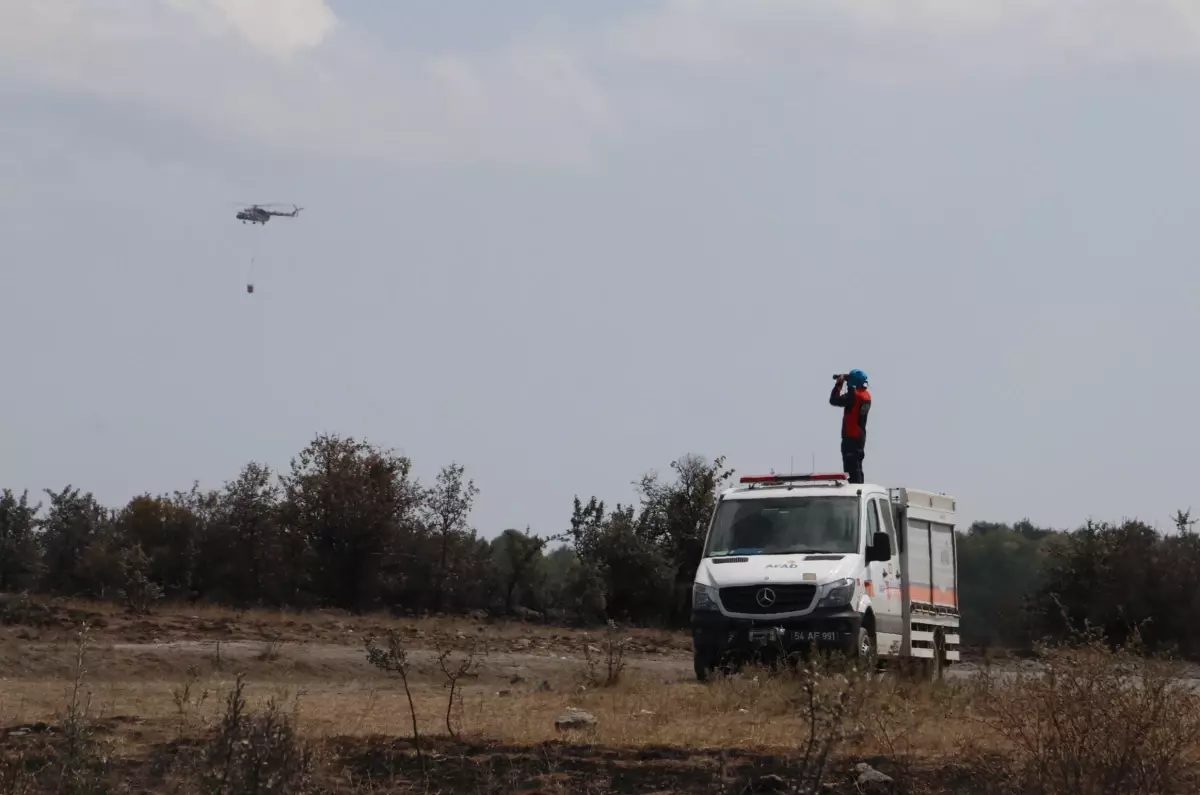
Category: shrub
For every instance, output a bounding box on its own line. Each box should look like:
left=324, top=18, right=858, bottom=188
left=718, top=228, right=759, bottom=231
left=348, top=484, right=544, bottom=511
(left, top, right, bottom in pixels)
left=967, top=628, right=1200, bottom=795
left=203, top=675, right=314, bottom=795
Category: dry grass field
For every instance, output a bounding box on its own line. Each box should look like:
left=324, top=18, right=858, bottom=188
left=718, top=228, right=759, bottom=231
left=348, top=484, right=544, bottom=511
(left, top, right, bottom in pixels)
left=2, top=595, right=1199, bottom=794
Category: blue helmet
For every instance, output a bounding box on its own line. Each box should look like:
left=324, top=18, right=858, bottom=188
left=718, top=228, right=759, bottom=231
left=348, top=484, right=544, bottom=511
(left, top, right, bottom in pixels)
left=847, top=369, right=868, bottom=387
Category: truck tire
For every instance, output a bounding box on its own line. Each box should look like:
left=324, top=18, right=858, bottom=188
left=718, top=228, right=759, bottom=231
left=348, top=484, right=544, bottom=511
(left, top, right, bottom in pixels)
left=854, top=625, right=876, bottom=669
left=926, top=631, right=945, bottom=682
left=694, top=652, right=717, bottom=683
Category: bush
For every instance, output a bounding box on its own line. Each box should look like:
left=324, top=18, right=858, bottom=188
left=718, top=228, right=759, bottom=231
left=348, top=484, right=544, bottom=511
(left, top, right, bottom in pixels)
left=203, top=675, right=314, bottom=795
left=967, top=628, right=1200, bottom=795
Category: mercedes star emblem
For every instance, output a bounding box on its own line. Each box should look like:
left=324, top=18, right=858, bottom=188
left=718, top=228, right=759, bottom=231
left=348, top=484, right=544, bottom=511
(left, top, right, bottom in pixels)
left=755, top=587, right=776, bottom=608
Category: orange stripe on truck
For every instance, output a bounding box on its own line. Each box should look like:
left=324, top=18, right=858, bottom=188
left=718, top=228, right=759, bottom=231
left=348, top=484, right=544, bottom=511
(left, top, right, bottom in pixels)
left=907, top=584, right=957, bottom=605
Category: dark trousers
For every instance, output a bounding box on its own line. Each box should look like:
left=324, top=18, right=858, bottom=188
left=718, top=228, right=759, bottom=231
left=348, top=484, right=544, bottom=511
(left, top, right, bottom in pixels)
left=841, top=438, right=865, bottom=484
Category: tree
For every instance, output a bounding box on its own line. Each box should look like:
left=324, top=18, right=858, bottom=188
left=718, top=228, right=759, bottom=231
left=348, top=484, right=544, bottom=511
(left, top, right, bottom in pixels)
left=568, top=497, right=672, bottom=625
left=595, top=504, right=672, bottom=623
left=39, top=486, right=113, bottom=597
left=0, top=489, right=41, bottom=592
left=490, top=528, right=550, bottom=614
left=168, top=484, right=219, bottom=602
left=113, top=487, right=214, bottom=603
left=1034, top=519, right=1177, bottom=653
left=567, top=496, right=607, bottom=567
left=956, top=521, right=1055, bottom=649
left=538, top=545, right=595, bottom=623
left=21, top=437, right=1200, bottom=660
left=280, top=434, right=422, bottom=612
left=635, top=454, right=734, bottom=626
left=118, top=543, right=163, bottom=614
left=208, top=462, right=290, bottom=606
left=564, top=496, right=612, bottom=623
left=421, top=464, right=480, bottom=613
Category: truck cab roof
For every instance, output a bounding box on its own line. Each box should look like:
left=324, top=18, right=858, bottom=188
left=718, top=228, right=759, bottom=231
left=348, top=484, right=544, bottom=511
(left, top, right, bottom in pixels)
left=720, top=473, right=886, bottom=502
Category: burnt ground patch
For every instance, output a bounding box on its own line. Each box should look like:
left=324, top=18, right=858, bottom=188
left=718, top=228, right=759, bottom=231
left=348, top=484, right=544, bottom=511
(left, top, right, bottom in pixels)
left=0, top=719, right=982, bottom=794
left=327, top=737, right=973, bottom=794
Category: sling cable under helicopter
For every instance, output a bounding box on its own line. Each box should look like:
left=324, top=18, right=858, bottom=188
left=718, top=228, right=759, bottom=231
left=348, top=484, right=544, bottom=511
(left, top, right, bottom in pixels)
left=231, top=202, right=303, bottom=294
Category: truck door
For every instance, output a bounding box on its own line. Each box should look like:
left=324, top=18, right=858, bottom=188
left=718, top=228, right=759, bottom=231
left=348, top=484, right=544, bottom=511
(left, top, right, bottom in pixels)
left=866, top=495, right=903, bottom=650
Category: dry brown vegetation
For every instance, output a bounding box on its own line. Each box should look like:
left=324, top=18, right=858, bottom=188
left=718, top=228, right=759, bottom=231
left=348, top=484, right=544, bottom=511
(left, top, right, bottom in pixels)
left=2, top=600, right=1200, bottom=794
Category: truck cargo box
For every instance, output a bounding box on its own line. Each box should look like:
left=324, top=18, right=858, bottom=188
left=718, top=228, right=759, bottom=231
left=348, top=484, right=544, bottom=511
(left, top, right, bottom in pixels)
left=890, top=488, right=960, bottom=662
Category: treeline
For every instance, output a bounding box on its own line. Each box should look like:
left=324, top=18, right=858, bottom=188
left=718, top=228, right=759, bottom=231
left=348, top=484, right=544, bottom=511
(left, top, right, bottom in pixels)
left=959, top=511, right=1200, bottom=657
left=1, top=432, right=1196, bottom=655
left=0, top=434, right=729, bottom=627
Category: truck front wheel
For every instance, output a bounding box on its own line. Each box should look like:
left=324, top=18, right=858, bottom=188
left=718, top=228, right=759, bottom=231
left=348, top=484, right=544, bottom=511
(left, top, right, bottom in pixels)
left=853, top=625, right=876, bottom=669
left=694, top=651, right=719, bottom=683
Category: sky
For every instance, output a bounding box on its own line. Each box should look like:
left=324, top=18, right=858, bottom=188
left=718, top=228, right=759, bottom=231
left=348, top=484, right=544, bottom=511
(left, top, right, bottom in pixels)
left=2, top=0, right=1200, bottom=537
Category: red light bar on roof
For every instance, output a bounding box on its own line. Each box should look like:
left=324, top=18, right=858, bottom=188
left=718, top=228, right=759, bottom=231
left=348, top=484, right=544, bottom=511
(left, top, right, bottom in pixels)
left=739, top=473, right=849, bottom=484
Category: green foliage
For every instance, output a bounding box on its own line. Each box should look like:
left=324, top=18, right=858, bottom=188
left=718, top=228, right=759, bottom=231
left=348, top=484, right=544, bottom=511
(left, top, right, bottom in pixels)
left=281, top=433, right=423, bottom=611
left=956, top=514, right=1200, bottom=657
left=2, top=432, right=1197, bottom=654
left=203, top=461, right=291, bottom=605
left=363, top=629, right=424, bottom=776
left=635, top=454, right=736, bottom=624
left=114, top=491, right=205, bottom=601
left=420, top=463, right=484, bottom=612
left=559, top=453, right=734, bottom=626
left=489, top=527, right=551, bottom=614
left=39, top=487, right=113, bottom=598
left=1032, top=518, right=1200, bottom=658
left=117, top=543, right=162, bottom=614
left=0, top=488, right=41, bottom=591
left=957, top=519, right=1056, bottom=649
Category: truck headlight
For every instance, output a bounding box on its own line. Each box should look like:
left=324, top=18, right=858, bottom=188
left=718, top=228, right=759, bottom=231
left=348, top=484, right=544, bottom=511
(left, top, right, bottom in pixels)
left=692, top=583, right=720, bottom=612
left=817, top=578, right=855, bottom=608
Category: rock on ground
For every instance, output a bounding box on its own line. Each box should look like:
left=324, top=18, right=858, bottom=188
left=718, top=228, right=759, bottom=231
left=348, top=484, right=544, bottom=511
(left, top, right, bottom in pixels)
left=554, top=708, right=598, bottom=731
left=854, top=762, right=894, bottom=794
left=747, top=773, right=788, bottom=792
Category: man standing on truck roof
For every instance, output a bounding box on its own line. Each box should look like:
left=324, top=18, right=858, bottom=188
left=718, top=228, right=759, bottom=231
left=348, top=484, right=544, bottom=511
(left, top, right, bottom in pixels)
left=830, top=369, right=871, bottom=484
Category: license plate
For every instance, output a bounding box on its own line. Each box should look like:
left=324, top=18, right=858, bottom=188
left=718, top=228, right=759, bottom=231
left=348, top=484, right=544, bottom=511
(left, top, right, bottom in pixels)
left=748, top=629, right=778, bottom=644
left=792, top=631, right=840, bottom=642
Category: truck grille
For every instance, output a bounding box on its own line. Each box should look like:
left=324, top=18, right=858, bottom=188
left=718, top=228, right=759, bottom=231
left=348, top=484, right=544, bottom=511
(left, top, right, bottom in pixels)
left=719, top=584, right=816, bottom=614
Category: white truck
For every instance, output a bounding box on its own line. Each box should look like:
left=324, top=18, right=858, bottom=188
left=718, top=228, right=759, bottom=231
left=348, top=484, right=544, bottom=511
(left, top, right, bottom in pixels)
left=690, top=472, right=960, bottom=681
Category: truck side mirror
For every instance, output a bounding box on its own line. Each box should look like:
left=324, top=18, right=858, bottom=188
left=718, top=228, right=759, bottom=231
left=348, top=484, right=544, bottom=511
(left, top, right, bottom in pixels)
left=866, top=531, right=891, bottom=563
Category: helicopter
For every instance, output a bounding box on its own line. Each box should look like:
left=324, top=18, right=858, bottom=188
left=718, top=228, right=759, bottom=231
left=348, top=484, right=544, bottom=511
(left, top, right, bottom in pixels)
left=231, top=201, right=304, bottom=294
left=235, top=203, right=303, bottom=225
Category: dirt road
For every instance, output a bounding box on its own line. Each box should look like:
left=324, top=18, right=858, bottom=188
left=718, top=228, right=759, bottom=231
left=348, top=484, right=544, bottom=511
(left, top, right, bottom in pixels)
left=103, top=637, right=694, bottom=686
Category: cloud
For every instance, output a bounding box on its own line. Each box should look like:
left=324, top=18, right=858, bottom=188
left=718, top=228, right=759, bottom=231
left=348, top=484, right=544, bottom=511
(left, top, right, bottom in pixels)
left=16, top=1, right=1198, bottom=169
left=609, top=0, right=1200, bottom=78
left=176, top=0, right=338, bottom=59
left=0, top=1, right=613, bottom=169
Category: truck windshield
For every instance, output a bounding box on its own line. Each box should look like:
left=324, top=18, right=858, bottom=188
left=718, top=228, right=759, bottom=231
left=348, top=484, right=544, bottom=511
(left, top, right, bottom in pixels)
left=704, top=496, right=860, bottom=557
